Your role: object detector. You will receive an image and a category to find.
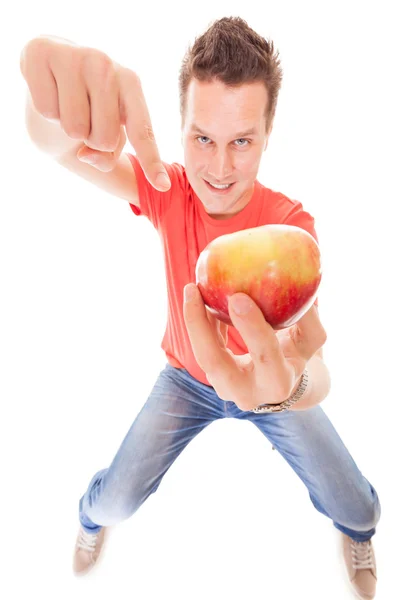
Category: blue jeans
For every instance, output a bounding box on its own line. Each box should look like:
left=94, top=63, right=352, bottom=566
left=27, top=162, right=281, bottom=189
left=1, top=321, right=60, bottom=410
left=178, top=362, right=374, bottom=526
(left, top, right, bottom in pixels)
left=79, top=363, right=381, bottom=542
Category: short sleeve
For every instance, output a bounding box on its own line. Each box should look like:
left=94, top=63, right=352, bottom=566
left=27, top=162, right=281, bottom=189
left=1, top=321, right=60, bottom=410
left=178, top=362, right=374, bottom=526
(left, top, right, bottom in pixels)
left=126, top=153, right=185, bottom=231
left=279, top=195, right=320, bottom=308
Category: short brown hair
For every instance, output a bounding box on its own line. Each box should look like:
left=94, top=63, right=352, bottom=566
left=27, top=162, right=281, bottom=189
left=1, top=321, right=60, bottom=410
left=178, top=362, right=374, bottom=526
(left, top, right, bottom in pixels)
left=179, top=16, right=283, bottom=133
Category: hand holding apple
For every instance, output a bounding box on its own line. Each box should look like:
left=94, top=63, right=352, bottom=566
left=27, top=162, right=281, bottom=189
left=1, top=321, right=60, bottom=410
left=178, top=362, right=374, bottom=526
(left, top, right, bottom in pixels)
left=182, top=282, right=327, bottom=411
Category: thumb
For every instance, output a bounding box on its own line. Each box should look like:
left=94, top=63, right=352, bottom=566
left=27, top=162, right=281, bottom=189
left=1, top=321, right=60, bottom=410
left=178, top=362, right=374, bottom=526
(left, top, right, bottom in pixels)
left=77, top=127, right=126, bottom=172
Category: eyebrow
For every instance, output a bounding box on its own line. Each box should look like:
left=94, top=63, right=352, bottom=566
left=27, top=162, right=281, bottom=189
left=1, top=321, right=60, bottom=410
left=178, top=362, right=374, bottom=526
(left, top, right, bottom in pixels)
left=190, top=125, right=258, bottom=138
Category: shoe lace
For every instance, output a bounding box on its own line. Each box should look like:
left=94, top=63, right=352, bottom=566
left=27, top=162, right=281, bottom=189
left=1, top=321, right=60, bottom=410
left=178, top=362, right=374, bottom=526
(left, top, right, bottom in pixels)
left=77, top=529, right=99, bottom=553
left=350, top=540, right=375, bottom=570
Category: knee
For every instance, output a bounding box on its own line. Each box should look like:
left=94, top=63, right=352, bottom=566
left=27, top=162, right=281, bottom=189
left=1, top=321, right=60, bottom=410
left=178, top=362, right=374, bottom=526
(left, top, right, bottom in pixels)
left=349, top=484, right=382, bottom=532
left=360, top=500, right=381, bottom=531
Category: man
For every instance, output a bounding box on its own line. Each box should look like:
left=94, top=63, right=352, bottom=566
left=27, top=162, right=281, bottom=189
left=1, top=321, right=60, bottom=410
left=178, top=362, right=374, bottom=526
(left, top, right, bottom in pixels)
left=20, top=17, right=380, bottom=599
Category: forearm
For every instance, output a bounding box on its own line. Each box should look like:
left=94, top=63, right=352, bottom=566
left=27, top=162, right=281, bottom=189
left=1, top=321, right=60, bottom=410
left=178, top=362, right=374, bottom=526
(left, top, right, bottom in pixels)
left=289, top=355, right=331, bottom=411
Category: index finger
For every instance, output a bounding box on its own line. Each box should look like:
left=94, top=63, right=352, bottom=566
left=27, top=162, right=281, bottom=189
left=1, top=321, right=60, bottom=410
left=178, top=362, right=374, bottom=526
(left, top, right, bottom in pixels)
left=119, top=68, right=171, bottom=191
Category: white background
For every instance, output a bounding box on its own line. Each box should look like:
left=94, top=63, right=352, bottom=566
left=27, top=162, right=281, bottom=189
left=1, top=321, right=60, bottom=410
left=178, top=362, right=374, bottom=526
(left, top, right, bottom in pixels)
left=1, top=0, right=398, bottom=598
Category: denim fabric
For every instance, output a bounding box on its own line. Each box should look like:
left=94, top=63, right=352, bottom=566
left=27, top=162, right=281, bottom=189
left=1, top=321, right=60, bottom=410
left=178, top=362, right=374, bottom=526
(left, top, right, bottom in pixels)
left=79, top=363, right=380, bottom=542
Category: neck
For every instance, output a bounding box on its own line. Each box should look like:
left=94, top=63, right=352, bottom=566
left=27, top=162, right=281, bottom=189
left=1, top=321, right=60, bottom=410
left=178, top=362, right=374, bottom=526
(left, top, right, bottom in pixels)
left=206, top=184, right=255, bottom=220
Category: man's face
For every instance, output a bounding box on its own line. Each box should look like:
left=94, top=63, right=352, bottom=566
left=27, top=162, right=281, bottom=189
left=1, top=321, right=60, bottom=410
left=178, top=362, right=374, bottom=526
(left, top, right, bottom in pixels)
left=181, top=78, right=271, bottom=219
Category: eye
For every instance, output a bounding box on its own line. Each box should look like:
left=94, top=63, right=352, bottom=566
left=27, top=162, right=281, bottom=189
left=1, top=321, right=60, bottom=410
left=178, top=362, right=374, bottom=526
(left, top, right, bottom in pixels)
left=195, top=136, right=250, bottom=147
left=197, top=136, right=211, bottom=144
left=235, top=138, right=249, bottom=147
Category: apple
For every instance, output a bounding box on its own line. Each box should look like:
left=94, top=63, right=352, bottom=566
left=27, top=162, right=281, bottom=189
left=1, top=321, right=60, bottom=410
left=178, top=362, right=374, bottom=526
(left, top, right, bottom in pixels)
left=195, top=224, right=322, bottom=330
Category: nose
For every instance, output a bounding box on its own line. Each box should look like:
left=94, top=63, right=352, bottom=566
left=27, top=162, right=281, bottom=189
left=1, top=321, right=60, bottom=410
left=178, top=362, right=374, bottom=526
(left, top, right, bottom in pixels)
left=207, top=149, right=234, bottom=182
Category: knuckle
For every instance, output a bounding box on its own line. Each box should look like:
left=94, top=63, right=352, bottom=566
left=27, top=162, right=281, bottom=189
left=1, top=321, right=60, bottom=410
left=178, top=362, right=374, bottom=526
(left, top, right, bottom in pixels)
left=81, top=49, right=114, bottom=79
left=25, top=37, right=48, bottom=60
left=139, top=123, right=156, bottom=142
left=59, top=45, right=84, bottom=72
left=316, top=325, right=327, bottom=348
left=21, top=39, right=49, bottom=85
left=121, top=67, right=141, bottom=87
left=256, top=352, right=271, bottom=365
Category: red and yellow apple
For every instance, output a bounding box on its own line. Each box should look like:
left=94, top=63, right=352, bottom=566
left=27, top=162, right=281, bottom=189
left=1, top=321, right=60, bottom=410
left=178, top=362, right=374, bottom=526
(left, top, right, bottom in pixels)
left=195, top=224, right=322, bottom=330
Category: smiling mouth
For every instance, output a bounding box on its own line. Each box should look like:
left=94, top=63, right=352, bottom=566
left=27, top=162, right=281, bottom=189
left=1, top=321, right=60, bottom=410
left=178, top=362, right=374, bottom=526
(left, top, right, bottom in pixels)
left=204, top=180, right=235, bottom=192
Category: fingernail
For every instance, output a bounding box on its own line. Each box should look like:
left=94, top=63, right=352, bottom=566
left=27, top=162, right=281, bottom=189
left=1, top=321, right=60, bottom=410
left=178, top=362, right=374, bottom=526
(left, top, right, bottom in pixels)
left=184, top=284, right=197, bottom=302
left=231, top=294, right=253, bottom=315
left=156, top=172, right=171, bottom=189
left=79, top=154, right=97, bottom=165
left=44, top=116, right=60, bottom=124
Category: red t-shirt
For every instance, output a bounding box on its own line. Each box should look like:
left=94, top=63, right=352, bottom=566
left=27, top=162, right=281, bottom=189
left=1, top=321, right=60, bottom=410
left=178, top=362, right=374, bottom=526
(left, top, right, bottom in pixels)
left=127, top=153, right=319, bottom=386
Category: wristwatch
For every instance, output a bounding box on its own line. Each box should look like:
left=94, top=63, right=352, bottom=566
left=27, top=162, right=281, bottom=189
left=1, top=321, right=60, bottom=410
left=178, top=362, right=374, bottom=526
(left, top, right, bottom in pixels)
left=251, top=369, right=309, bottom=413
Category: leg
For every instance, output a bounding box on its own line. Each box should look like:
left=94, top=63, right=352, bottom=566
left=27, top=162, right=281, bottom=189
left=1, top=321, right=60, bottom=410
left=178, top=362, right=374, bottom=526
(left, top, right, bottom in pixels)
left=79, top=364, right=226, bottom=533
left=245, top=405, right=381, bottom=542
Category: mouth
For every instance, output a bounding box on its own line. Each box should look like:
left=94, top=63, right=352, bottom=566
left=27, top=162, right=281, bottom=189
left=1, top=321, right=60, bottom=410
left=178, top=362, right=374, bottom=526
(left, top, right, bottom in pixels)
left=204, top=180, right=236, bottom=194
